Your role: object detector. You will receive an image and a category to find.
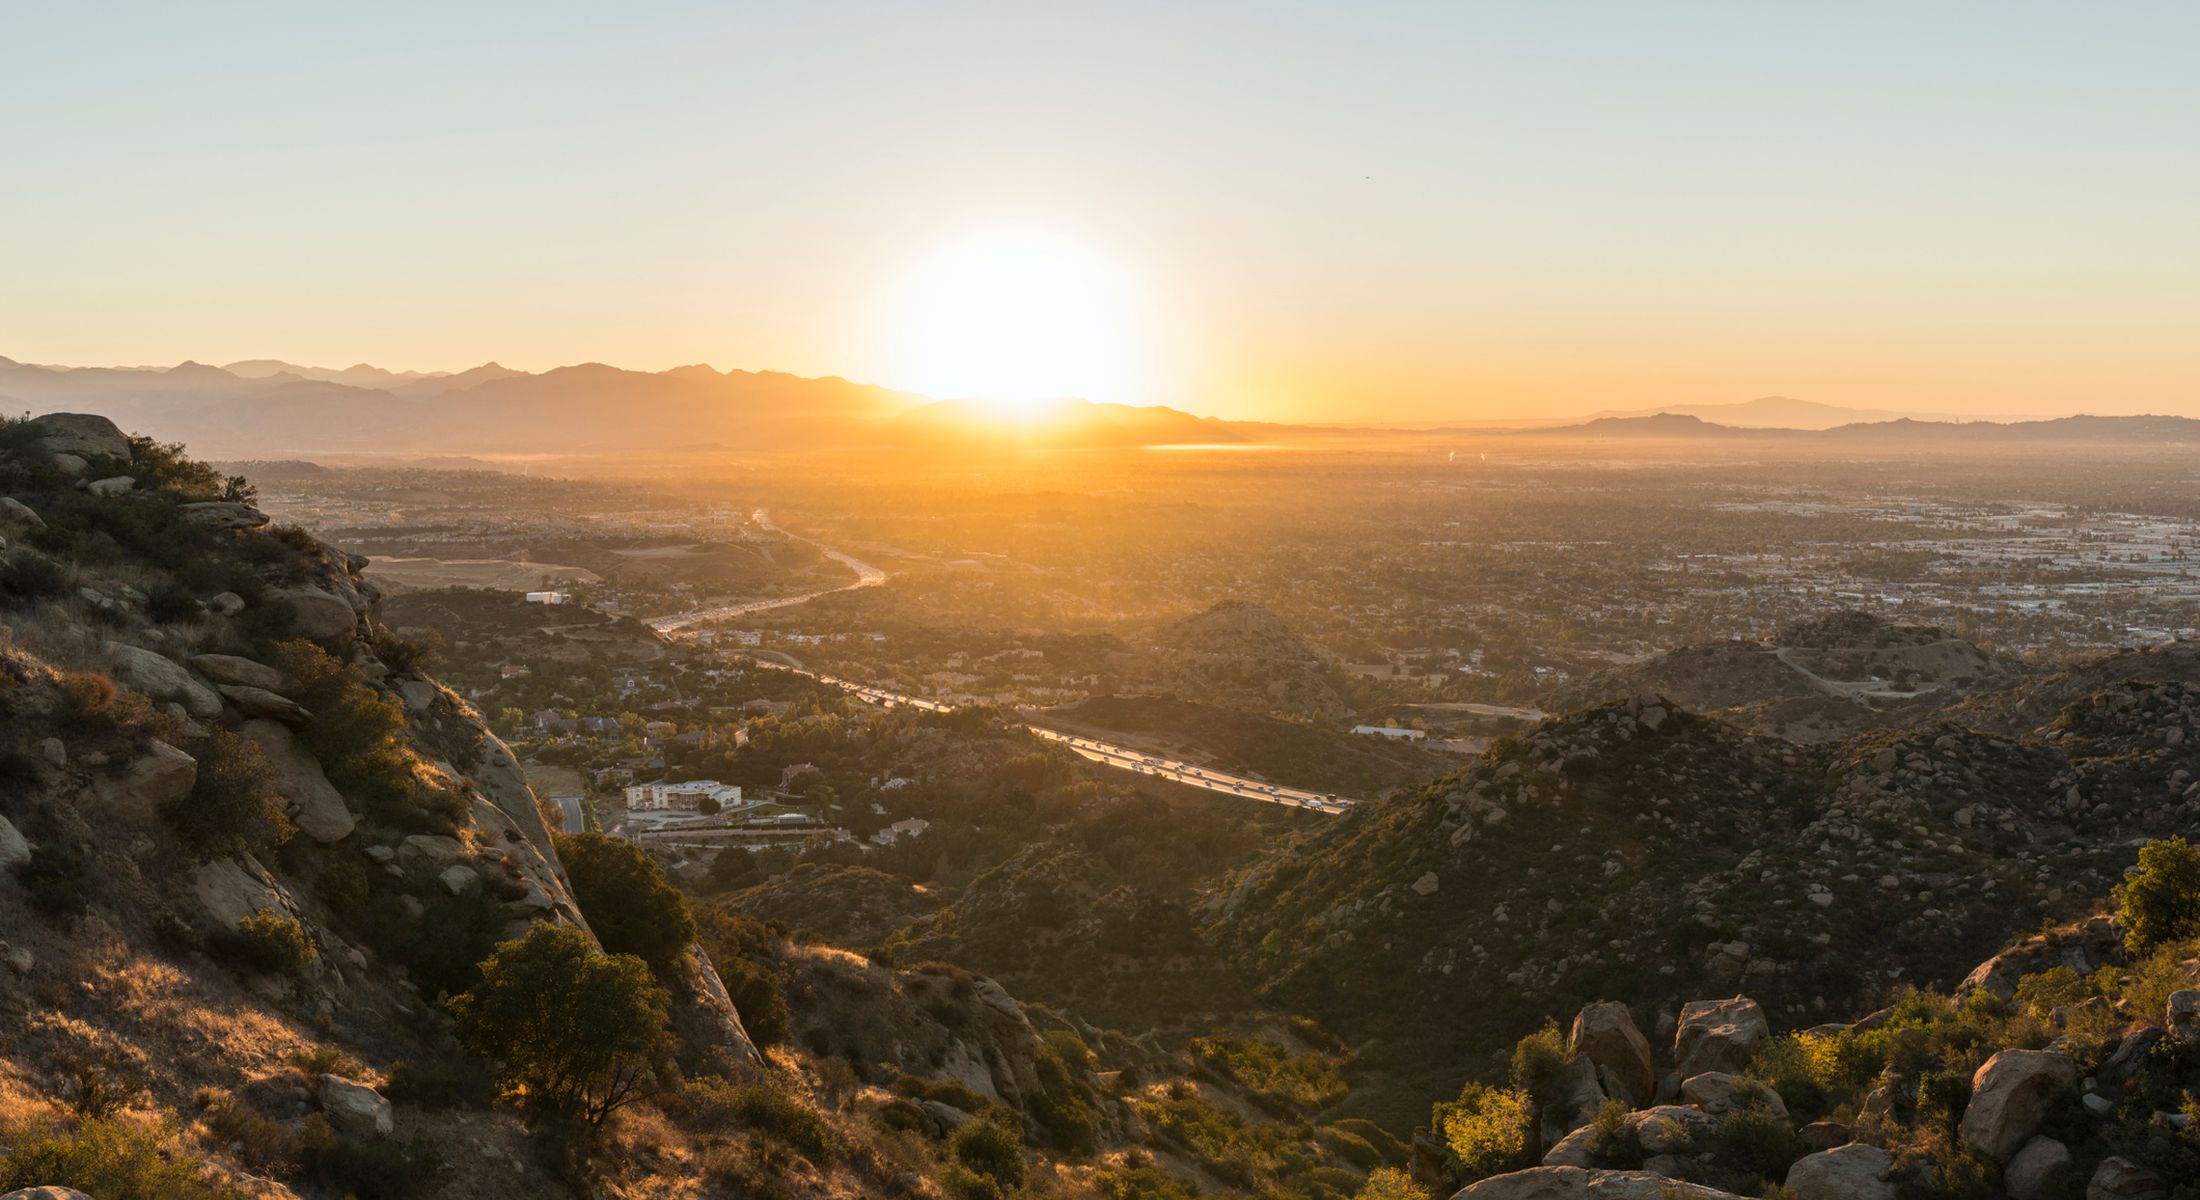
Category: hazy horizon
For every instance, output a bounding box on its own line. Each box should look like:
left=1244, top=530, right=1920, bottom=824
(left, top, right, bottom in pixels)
left=8, top=2, right=2198, bottom=423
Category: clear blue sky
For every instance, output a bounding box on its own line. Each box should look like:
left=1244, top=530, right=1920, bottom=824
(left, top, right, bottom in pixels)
left=4, top=1, right=2195, bottom=420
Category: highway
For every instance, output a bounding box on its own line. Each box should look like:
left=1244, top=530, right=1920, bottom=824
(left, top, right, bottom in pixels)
left=648, top=516, right=1354, bottom=815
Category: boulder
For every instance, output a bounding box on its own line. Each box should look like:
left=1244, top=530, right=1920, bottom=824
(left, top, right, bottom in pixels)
left=207, top=591, right=246, bottom=616
left=26, top=413, right=130, bottom=460
left=1784, top=1144, right=1896, bottom=1200
left=0, top=497, right=44, bottom=531
left=1960, top=1050, right=2077, bottom=1164
left=92, top=738, right=198, bottom=819
left=439, top=864, right=481, bottom=896
left=1673, top=997, right=1768, bottom=1078
left=1680, top=1071, right=1787, bottom=1119
left=1542, top=1124, right=1600, bottom=1168
left=2166, top=990, right=2200, bottom=1040
left=241, top=720, right=355, bottom=844
left=398, top=834, right=465, bottom=868
left=191, top=856, right=292, bottom=930
left=179, top=501, right=270, bottom=530
left=2086, top=1157, right=2167, bottom=1200
left=1797, top=1121, right=1852, bottom=1151
left=317, top=1075, right=394, bottom=1137
left=1450, top=1166, right=1745, bottom=1199
left=102, top=640, right=223, bottom=717
left=1539, top=1053, right=1607, bottom=1145
left=48, top=453, right=87, bottom=477
left=278, top=584, right=359, bottom=640
left=1626, top=1105, right=1719, bottom=1155
left=1572, top=1001, right=1655, bottom=1107
left=3, top=1187, right=99, bottom=1200
left=189, top=652, right=297, bottom=695
left=219, top=684, right=311, bottom=724
left=85, top=475, right=134, bottom=496
left=0, top=815, right=31, bottom=870
left=2005, top=1136, right=2074, bottom=1200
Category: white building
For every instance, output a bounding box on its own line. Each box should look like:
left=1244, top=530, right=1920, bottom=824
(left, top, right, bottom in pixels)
left=525, top=591, right=572, bottom=605
left=1352, top=725, right=1427, bottom=742
left=623, top=779, right=745, bottom=811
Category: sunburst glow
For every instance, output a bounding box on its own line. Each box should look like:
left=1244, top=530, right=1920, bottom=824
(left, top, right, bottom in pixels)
left=878, top=228, right=1148, bottom=417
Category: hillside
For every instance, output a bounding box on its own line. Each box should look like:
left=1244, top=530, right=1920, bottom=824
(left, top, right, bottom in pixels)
left=1545, top=611, right=2023, bottom=742
left=1206, top=684, right=2200, bottom=1124
left=1128, top=600, right=1352, bottom=719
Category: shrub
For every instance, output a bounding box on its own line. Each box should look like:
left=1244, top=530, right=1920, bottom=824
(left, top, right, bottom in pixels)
left=1094, top=1164, right=1200, bottom=1200
left=235, top=910, right=316, bottom=975
left=553, top=832, right=696, bottom=974
left=316, top=859, right=371, bottom=914
left=1509, top=1020, right=1569, bottom=1090
left=730, top=1082, right=839, bottom=1161
left=449, top=923, right=670, bottom=1126
left=167, top=730, right=292, bottom=859
left=714, top=953, right=792, bottom=1046
left=1356, top=1167, right=1432, bottom=1200
left=1432, top=1082, right=1533, bottom=1179
left=2115, top=836, right=2200, bottom=954
left=296, top=1113, right=441, bottom=1200
left=392, top=887, right=508, bottom=998
left=144, top=579, right=200, bottom=624
left=1719, top=1108, right=1802, bottom=1182
left=0, top=553, right=68, bottom=607
left=17, top=842, right=88, bottom=918
left=0, top=1116, right=239, bottom=1200
left=274, top=640, right=460, bottom=832
left=949, top=1110, right=1027, bottom=1188
left=0, top=748, right=40, bottom=795
left=382, top=1055, right=498, bottom=1110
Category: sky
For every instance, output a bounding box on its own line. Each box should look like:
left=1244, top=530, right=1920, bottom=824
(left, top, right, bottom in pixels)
left=3, top=1, right=2196, bottom=423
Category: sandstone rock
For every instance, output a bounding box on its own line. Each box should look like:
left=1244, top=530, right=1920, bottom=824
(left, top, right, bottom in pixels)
left=3, top=945, right=32, bottom=975
left=2087, top=1157, right=2167, bottom=1200
left=0, top=815, right=32, bottom=874
left=37, top=737, right=65, bottom=767
left=1960, top=1049, right=2077, bottom=1163
left=27, top=412, right=130, bottom=460
left=1450, top=1166, right=1744, bottom=1199
left=191, top=856, right=292, bottom=930
left=208, top=591, right=246, bottom=616
left=242, top=719, right=355, bottom=844
left=318, top=1074, right=394, bottom=1137
left=1542, top=1124, right=1600, bottom=1167
left=397, top=679, right=440, bottom=712
left=1680, top=1071, right=1787, bottom=1119
left=279, top=584, right=359, bottom=640
left=2005, top=1136, right=2074, bottom=1200
left=1412, top=871, right=1440, bottom=895
left=2165, top=989, right=2200, bottom=1040
left=1673, top=997, right=1768, bottom=1077
left=1572, top=1001, right=1655, bottom=1108
left=219, top=684, right=311, bottom=724
left=1539, top=1053, right=1607, bottom=1145
left=102, top=640, right=222, bottom=717
left=178, top=501, right=270, bottom=530
left=1785, top=1143, right=1896, bottom=1200
left=189, top=652, right=297, bottom=694
left=93, top=739, right=198, bottom=819
left=85, top=475, right=134, bottom=496
left=1626, top=1105, right=1719, bottom=1155
left=1797, top=1121, right=1852, bottom=1151
left=399, top=834, right=465, bottom=868
left=3, top=1187, right=99, bottom=1200
left=439, top=864, right=481, bottom=896
left=49, top=452, right=87, bottom=477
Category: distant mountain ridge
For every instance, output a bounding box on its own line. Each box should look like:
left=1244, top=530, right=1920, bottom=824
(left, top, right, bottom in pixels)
left=1537, top=410, right=2200, bottom=443
left=1582, top=395, right=1991, bottom=429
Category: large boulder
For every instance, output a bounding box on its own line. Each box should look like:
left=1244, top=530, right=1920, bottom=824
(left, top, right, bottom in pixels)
left=1538, top=1053, right=1607, bottom=1145
left=241, top=719, right=354, bottom=844
left=2005, top=1136, right=2074, bottom=1200
left=178, top=501, right=270, bottom=531
left=1673, top=997, right=1768, bottom=1078
left=1450, top=1166, right=1745, bottom=1199
left=92, top=738, right=198, bottom=819
left=1572, top=1002, right=1655, bottom=1107
left=317, top=1075, right=394, bottom=1137
left=219, top=684, right=311, bottom=724
left=188, top=652, right=297, bottom=695
left=85, top=475, right=134, bottom=496
left=102, top=640, right=222, bottom=717
left=0, top=815, right=31, bottom=870
left=1680, top=1072, right=1786, bottom=1119
left=1960, top=1050, right=2077, bottom=1164
left=0, top=496, right=46, bottom=531
left=2165, top=990, right=2200, bottom=1040
left=2086, top=1157, right=2167, bottom=1200
left=3, top=1188, right=99, bottom=1200
left=278, top=584, right=360, bottom=640
left=190, top=855, right=295, bottom=930
left=1624, top=1106, right=1719, bottom=1155
left=26, top=413, right=130, bottom=460
left=1784, top=1144, right=1896, bottom=1200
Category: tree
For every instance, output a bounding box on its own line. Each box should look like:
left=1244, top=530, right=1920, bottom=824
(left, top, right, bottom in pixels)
left=2115, top=835, right=2200, bottom=953
left=554, top=832, right=696, bottom=974
left=449, top=923, right=669, bottom=1126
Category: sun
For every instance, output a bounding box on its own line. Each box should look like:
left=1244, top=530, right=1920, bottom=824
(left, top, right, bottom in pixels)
left=877, top=227, right=1148, bottom=417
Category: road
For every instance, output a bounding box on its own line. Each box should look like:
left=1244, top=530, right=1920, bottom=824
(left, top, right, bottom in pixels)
left=648, top=515, right=1355, bottom=815
left=645, top=510, right=886, bottom=633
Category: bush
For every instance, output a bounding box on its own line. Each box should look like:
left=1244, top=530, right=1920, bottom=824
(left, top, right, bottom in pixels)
left=949, top=1110, right=1027, bottom=1188
left=1719, top=1108, right=1801, bottom=1182
left=449, top=923, right=670, bottom=1126
left=144, top=579, right=200, bottom=624
left=553, top=832, right=696, bottom=974
left=17, top=842, right=88, bottom=918
left=729, top=1082, right=838, bottom=1161
left=1356, top=1167, right=1432, bottom=1200
left=167, top=730, right=292, bottom=859
left=1432, top=1082, right=1532, bottom=1179
left=394, top=887, right=508, bottom=998
left=316, top=859, right=371, bottom=914
left=714, top=953, right=792, bottom=1046
left=0, top=1116, right=240, bottom=1200
left=2115, top=836, right=2200, bottom=954
left=1509, top=1020, right=1569, bottom=1090
left=235, top=910, right=316, bottom=975
left=296, top=1113, right=441, bottom=1200
left=0, top=553, right=68, bottom=607
left=383, top=1055, right=497, bottom=1110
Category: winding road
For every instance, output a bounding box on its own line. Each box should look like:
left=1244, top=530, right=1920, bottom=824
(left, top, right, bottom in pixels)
left=648, top=512, right=1355, bottom=815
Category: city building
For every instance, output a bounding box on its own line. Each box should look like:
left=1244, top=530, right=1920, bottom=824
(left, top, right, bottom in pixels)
left=623, top=779, right=745, bottom=811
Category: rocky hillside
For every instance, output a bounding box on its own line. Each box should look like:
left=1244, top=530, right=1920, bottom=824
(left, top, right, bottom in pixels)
left=1207, top=682, right=2200, bottom=1123
left=1129, top=600, right=1350, bottom=719
left=1546, top=611, right=2023, bottom=743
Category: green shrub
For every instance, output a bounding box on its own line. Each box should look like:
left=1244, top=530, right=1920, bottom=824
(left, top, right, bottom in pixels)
left=1356, top=1166, right=1432, bottom=1200
left=167, top=730, right=292, bottom=859
left=296, top=1113, right=440, bottom=1200
left=382, top=1055, right=497, bottom=1110
left=1719, top=1108, right=1801, bottom=1182
left=316, top=859, right=371, bottom=914
left=730, top=1082, right=839, bottom=1161
left=235, top=910, right=315, bottom=975
left=0, top=553, right=68, bottom=607
left=1093, top=1164, right=1199, bottom=1200
left=1509, top=1020, right=1569, bottom=1090
left=1432, top=1082, right=1533, bottom=1179
left=941, top=1163, right=1003, bottom=1200
left=553, top=832, right=696, bottom=975
left=713, top=953, right=791, bottom=1046
left=0, top=1116, right=240, bottom=1200
left=949, top=1110, right=1027, bottom=1188
left=144, top=579, right=200, bottom=624
left=2115, top=836, right=2200, bottom=954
